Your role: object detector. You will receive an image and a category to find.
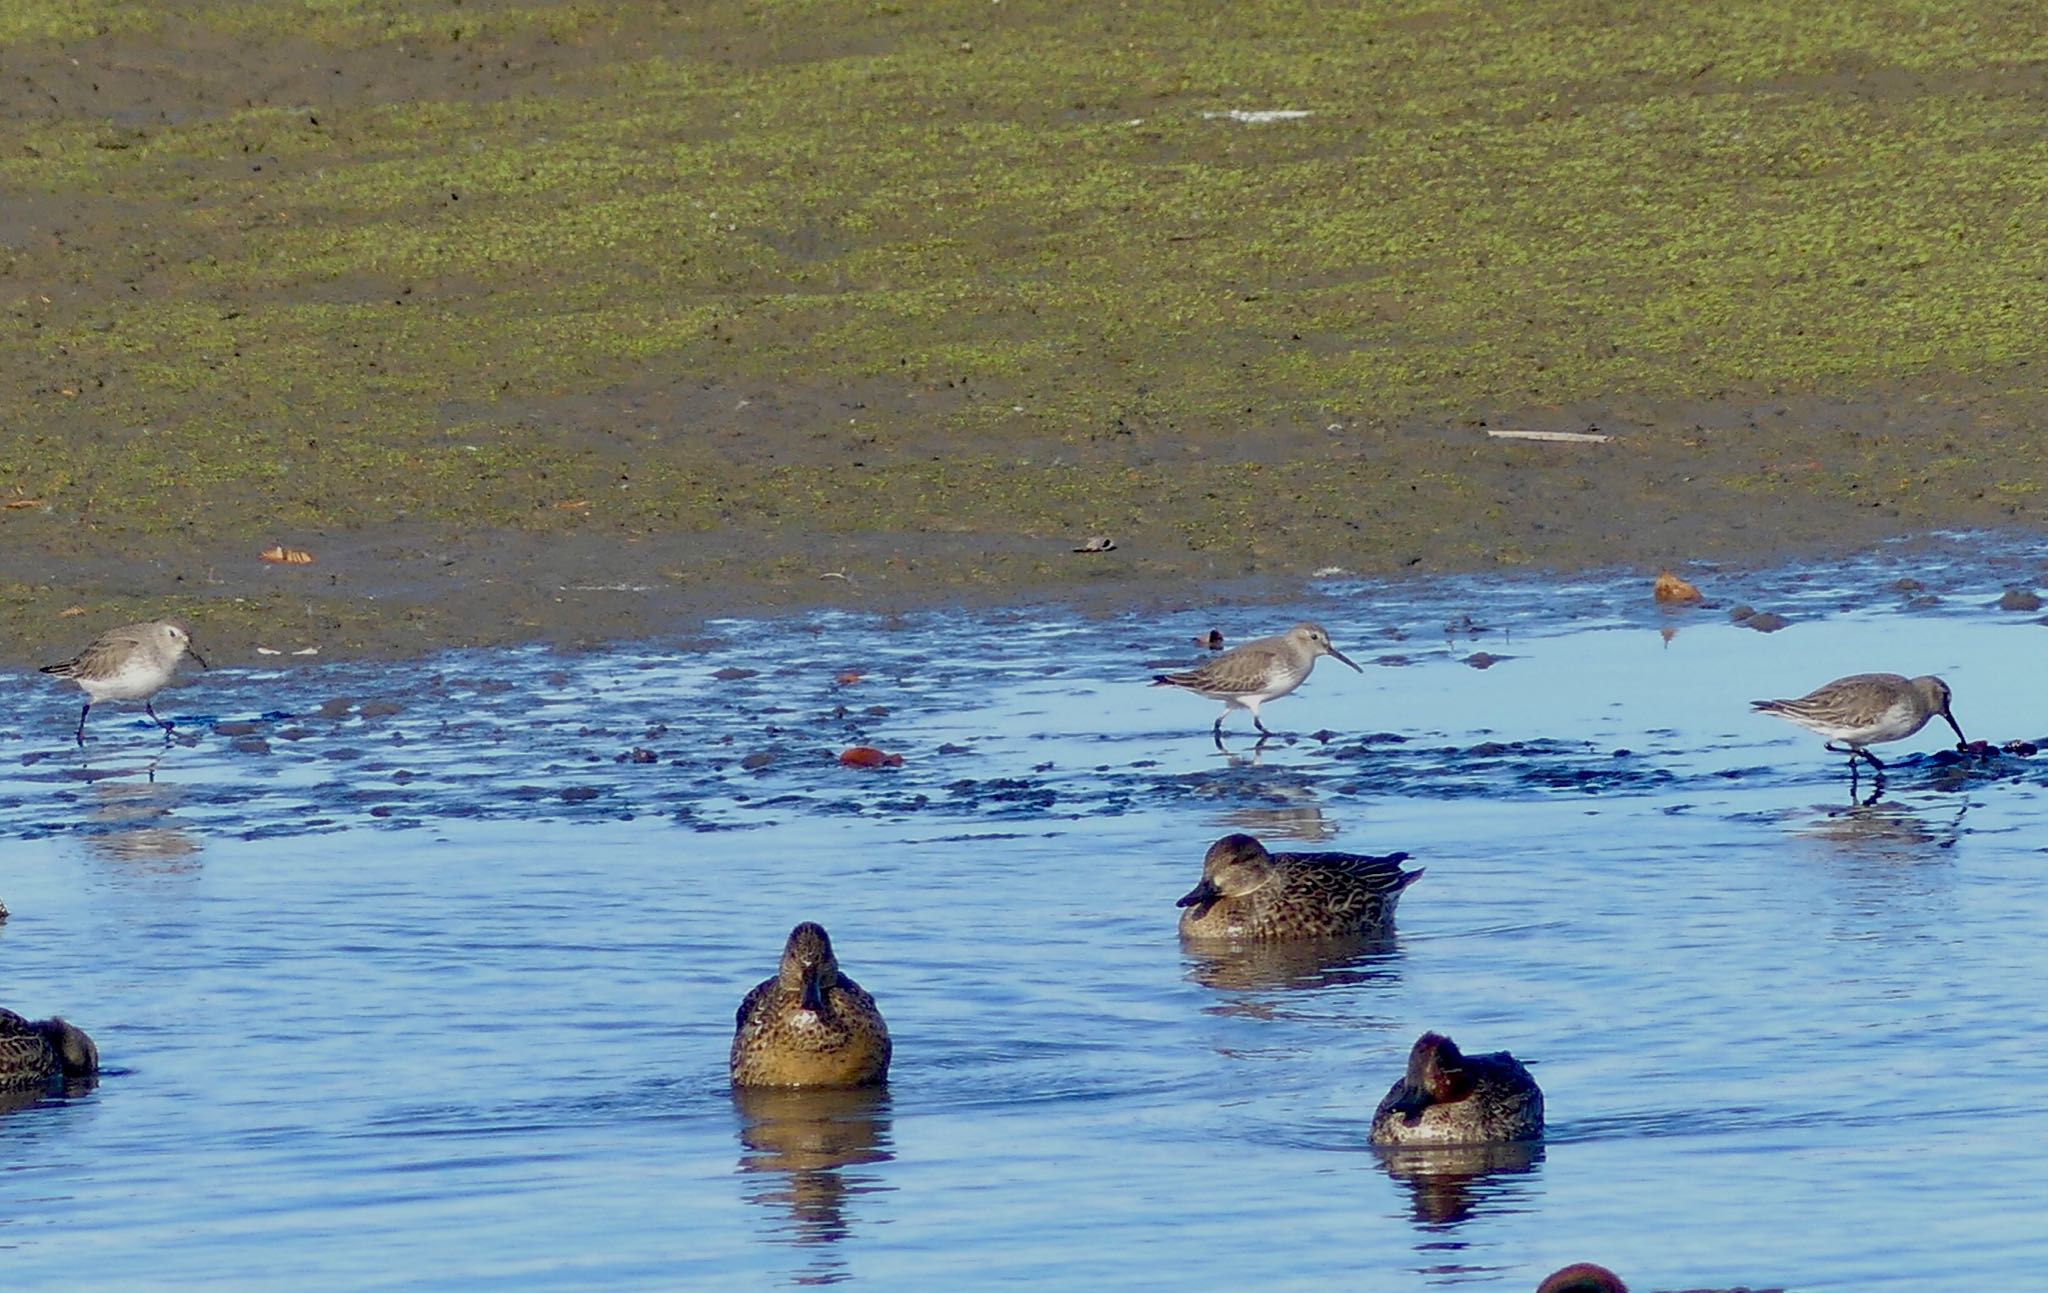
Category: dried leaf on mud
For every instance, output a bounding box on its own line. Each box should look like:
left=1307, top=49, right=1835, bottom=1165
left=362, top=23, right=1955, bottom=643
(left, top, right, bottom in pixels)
left=838, top=746, right=904, bottom=768
left=261, top=545, right=316, bottom=565
left=1653, top=570, right=1702, bottom=604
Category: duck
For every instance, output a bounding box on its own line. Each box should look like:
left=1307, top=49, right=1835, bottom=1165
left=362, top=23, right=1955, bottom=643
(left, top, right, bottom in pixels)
left=0, top=1008, right=99, bottom=1091
left=730, top=922, right=890, bottom=1088
left=1177, top=833, right=1421, bottom=941
left=1369, top=1031, right=1542, bottom=1146
left=1537, top=1265, right=1627, bottom=1293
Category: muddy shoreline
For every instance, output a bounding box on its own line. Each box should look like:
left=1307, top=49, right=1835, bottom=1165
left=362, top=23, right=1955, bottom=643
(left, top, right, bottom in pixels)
left=3, top=5, right=2044, bottom=665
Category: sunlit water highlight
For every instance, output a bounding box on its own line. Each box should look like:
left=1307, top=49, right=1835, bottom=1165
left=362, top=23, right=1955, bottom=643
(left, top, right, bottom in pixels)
left=4, top=550, right=2048, bottom=1290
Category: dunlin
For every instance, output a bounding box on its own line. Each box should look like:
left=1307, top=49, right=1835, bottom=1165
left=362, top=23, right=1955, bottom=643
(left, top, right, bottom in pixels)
left=730, top=922, right=891, bottom=1089
left=1751, top=672, right=1964, bottom=769
left=1177, top=833, right=1422, bottom=941
left=1370, top=1031, right=1544, bottom=1147
left=0, top=1008, right=99, bottom=1092
left=1152, top=621, right=1360, bottom=744
left=40, top=620, right=207, bottom=745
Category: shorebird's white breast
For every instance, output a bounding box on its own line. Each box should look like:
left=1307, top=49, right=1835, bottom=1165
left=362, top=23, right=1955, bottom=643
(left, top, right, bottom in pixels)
left=76, top=657, right=174, bottom=703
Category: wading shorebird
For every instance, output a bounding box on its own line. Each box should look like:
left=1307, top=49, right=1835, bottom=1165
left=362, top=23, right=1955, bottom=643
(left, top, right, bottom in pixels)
left=1176, top=833, right=1422, bottom=941
left=730, top=922, right=891, bottom=1089
left=40, top=620, right=208, bottom=745
left=1751, top=672, right=1965, bottom=769
left=1152, top=622, right=1360, bottom=745
left=0, top=1008, right=99, bottom=1092
left=1369, top=1031, right=1544, bottom=1147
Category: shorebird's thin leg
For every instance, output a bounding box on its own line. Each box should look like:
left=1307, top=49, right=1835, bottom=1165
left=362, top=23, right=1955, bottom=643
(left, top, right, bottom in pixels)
left=73, top=702, right=91, bottom=746
left=1211, top=713, right=1227, bottom=743
left=145, top=701, right=175, bottom=735
left=1859, top=748, right=1886, bottom=770
left=1253, top=714, right=1275, bottom=738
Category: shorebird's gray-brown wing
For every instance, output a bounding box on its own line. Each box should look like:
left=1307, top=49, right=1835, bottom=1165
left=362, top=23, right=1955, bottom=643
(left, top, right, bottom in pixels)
left=1155, top=634, right=1286, bottom=696
left=39, top=623, right=153, bottom=680
left=1752, top=672, right=1907, bottom=720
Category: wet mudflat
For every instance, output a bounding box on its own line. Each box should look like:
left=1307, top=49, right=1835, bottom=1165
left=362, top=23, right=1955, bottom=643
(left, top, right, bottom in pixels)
left=4, top=547, right=2048, bottom=1289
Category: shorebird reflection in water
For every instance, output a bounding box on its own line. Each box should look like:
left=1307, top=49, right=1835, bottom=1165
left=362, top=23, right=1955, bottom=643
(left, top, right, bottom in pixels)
left=1751, top=672, right=1965, bottom=770
left=1152, top=622, right=1361, bottom=746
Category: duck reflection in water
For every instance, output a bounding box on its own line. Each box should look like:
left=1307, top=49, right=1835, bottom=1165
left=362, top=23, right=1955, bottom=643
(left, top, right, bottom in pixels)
left=733, top=1086, right=895, bottom=1282
left=1374, top=1140, right=1544, bottom=1229
left=1185, top=935, right=1404, bottom=1013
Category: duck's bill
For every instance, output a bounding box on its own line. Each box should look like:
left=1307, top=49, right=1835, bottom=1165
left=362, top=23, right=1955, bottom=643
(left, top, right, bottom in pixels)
left=1327, top=646, right=1362, bottom=672
left=1176, top=878, right=1221, bottom=911
left=800, top=964, right=829, bottom=1014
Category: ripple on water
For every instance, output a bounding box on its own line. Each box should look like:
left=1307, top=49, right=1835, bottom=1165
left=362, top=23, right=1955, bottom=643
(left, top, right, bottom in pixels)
left=4, top=553, right=2048, bottom=1288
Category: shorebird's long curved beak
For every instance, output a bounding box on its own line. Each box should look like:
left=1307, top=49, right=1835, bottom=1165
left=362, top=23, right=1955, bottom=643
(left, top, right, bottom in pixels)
left=1327, top=646, right=1362, bottom=673
left=189, top=648, right=210, bottom=670
left=1942, top=708, right=1966, bottom=746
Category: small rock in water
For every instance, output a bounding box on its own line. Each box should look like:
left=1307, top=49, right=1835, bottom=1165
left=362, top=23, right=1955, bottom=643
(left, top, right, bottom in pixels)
left=1730, top=606, right=1790, bottom=632
left=739, top=751, right=776, bottom=770
left=317, top=697, right=354, bottom=719
left=2002, top=739, right=2039, bottom=756
left=358, top=700, right=404, bottom=719
left=1463, top=651, right=1505, bottom=669
left=1998, top=587, right=2043, bottom=612
left=713, top=667, right=758, bottom=681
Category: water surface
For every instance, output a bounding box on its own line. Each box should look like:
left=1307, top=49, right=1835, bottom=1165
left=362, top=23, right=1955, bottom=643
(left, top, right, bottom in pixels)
left=4, top=551, right=2047, bottom=1290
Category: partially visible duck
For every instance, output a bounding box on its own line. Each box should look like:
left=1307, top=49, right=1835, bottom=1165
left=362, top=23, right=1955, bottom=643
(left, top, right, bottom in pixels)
left=0, top=1008, right=99, bottom=1091
left=730, top=922, right=890, bottom=1088
left=1370, top=1031, right=1542, bottom=1146
left=1536, top=1263, right=1627, bottom=1293
left=1177, top=833, right=1421, bottom=941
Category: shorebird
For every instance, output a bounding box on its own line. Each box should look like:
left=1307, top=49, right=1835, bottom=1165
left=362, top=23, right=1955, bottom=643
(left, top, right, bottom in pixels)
left=730, top=922, right=891, bottom=1089
left=0, top=1008, right=99, bottom=1092
left=1176, top=833, right=1422, bottom=941
left=1152, top=622, right=1360, bottom=744
left=40, top=620, right=207, bottom=745
left=1369, top=1031, right=1544, bottom=1147
left=1751, top=672, right=1964, bottom=769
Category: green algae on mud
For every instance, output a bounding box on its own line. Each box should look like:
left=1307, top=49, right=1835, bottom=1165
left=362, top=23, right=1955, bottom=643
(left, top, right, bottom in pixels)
left=1, top=0, right=2046, bottom=662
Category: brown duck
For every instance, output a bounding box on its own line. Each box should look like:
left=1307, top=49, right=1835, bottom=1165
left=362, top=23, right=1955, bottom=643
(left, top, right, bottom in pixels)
left=730, top=922, right=891, bottom=1088
left=1177, top=833, right=1422, bottom=941
left=1370, top=1031, right=1543, bottom=1146
left=0, top=1008, right=99, bottom=1091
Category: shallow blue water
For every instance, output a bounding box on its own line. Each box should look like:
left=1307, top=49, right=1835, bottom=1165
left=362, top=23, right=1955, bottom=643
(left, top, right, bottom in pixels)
left=4, top=548, right=2048, bottom=1290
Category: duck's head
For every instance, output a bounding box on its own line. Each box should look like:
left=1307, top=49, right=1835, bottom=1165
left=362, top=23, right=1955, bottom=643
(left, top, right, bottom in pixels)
left=778, top=922, right=841, bottom=1014
left=1384, top=1031, right=1474, bottom=1119
left=1177, top=833, right=1277, bottom=917
left=1536, top=1263, right=1628, bottom=1293
left=35, top=1017, right=99, bottom=1079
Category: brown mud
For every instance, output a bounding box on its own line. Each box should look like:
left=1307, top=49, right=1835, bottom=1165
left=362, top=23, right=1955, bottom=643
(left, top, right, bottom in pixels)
left=2, top=4, right=2044, bottom=665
